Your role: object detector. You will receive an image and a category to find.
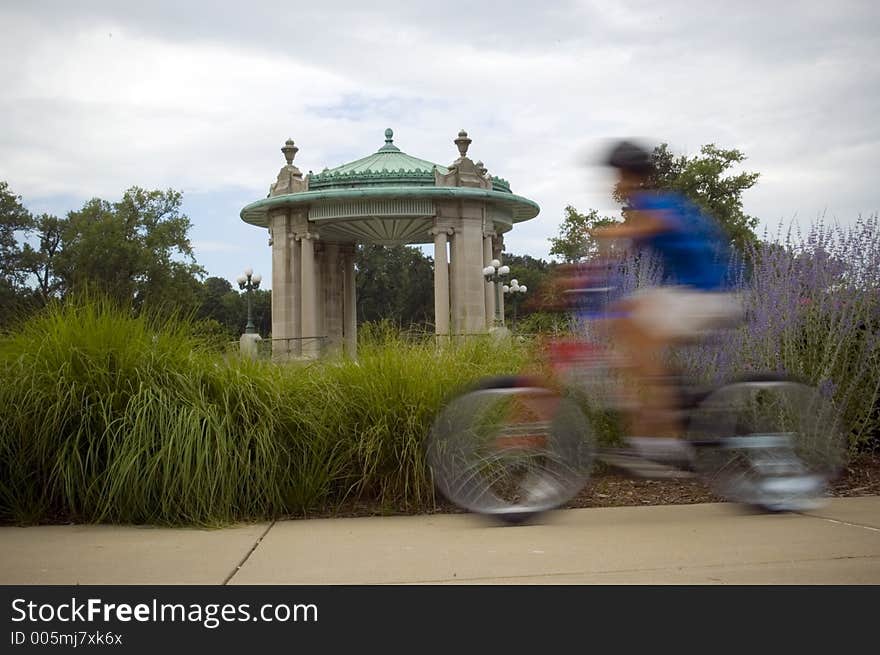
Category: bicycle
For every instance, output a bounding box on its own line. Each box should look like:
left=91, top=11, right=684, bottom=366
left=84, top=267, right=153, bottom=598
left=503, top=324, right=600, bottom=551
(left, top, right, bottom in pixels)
left=425, top=260, right=847, bottom=524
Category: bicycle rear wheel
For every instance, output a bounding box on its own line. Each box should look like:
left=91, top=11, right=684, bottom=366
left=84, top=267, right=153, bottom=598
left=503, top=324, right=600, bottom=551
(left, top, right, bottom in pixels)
left=688, top=377, right=846, bottom=511
left=426, top=377, right=595, bottom=523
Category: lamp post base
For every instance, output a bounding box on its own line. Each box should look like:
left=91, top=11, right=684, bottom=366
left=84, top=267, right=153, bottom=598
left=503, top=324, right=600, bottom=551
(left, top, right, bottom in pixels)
left=240, top=332, right=262, bottom=359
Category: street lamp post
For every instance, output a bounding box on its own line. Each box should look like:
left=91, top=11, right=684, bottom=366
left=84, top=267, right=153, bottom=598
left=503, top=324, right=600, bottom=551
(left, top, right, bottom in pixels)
left=504, top=279, right=528, bottom=331
left=482, top=259, right=510, bottom=329
left=236, top=267, right=262, bottom=334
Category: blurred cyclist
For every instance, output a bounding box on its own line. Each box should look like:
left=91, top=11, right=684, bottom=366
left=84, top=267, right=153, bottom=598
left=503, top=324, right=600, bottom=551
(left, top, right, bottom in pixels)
left=591, top=140, right=742, bottom=465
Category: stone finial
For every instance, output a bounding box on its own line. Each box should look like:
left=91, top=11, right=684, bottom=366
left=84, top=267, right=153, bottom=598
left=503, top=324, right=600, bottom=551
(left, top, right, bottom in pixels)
left=270, top=137, right=306, bottom=196
left=455, top=129, right=472, bottom=158
left=281, top=138, right=299, bottom=166
left=476, top=160, right=487, bottom=176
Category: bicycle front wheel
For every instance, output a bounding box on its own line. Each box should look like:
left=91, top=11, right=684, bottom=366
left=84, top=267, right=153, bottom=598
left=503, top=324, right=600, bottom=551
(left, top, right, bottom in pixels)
left=688, top=377, right=847, bottom=511
left=426, top=377, right=595, bottom=523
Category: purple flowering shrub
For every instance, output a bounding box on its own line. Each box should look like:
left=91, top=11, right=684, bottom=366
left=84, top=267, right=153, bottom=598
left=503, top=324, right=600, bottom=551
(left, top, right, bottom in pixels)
left=602, top=215, right=880, bottom=450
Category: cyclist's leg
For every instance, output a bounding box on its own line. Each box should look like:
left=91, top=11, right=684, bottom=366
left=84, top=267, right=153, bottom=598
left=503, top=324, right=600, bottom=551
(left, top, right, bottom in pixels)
left=625, top=287, right=742, bottom=437
left=607, top=293, right=681, bottom=439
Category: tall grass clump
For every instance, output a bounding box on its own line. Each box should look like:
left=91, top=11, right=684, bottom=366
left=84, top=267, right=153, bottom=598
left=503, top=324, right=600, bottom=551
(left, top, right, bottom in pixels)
left=0, top=296, right=299, bottom=524
left=316, top=327, right=532, bottom=508
left=276, top=319, right=533, bottom=511
left=0, top=299, right=534, bottom=525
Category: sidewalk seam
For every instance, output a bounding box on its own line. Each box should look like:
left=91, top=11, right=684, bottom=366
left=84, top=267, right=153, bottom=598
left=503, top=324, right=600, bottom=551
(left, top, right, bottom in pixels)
left=800, top=514, right=880, bottom=534
left=223, top=521, right=276, bottom=585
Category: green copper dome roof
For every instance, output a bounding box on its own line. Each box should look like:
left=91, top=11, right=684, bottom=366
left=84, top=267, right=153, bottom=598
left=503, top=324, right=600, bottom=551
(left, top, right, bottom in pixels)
left=240, top=129, right=536, bottom=242
left=308, top=129, right=448, bottom=190
left=307, top=128, right=512, bottom=193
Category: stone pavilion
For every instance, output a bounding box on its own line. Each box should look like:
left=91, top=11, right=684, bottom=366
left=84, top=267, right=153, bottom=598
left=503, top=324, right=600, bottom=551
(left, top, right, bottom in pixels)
left=240, top=129, right=540, bottom=358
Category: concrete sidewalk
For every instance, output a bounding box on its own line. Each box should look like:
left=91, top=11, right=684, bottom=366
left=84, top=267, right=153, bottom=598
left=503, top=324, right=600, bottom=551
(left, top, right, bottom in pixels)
left=1, top=497, right=878, bottom=585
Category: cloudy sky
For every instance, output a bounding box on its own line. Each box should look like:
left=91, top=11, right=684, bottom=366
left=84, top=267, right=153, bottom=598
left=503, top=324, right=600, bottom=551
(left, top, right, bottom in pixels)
left=1, top=0, right=877, bottom=287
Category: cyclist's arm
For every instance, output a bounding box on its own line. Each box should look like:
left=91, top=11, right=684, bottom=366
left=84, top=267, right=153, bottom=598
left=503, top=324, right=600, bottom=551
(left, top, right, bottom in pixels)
left=592, top=209, right=667, bottom=240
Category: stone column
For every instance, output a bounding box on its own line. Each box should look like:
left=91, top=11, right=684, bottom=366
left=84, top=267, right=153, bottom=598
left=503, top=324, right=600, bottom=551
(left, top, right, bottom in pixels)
left=432, top=227, right=451, bottom=336
left=493, top=233, right=505, bottom=326
left=267, top=139, right=307, bottom=358
left=322, top=242, right=343, bottom=354
left=300, top=231, right=318, bottom=358
left=450, top=216, right=486, bottom=335
left=448, top=228, right=457, bottom=334
left=482, top=232, right=495, bottom=329
left=290, top=233, right=302, bottom=357
left=342, top=244, right=357, bottom=358
left=314, top=240, right=325, bottom=353
left=434, top=131, right=493, bottom=336
left=269, top=211, right=292, bottom=359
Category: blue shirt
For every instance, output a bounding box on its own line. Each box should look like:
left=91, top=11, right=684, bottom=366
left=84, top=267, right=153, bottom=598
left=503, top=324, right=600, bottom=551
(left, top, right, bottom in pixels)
left=629, top=191, right=730, bottom=291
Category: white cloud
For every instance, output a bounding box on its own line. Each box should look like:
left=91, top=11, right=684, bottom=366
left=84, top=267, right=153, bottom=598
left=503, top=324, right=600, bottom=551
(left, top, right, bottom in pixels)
left=1, top=0, right=877, bottom=277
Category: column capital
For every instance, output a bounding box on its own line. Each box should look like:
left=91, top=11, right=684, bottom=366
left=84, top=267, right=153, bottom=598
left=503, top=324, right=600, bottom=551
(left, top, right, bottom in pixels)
left=296, top=231, right=320, bottom=241
left=429, top=226, right=455, bottom=237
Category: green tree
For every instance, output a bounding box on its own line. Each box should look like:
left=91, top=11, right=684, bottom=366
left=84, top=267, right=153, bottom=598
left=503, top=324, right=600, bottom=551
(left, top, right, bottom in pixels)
left=56, top=187, right=205, bottom=312
left=355, top=244, right=434, bottom=327
left=248, top=288, right=272, bottom=337
left=500, top=252, right=554, bottom=322
left=0, top=181, right=35, bottom=323
left=548, top=206, right=619, bottom=263
left=202, top=275, right=234, bottom=299
left=226, top=287, right=271, bottom=337
left=501, top=253, right=552, bottom=295
left=195, top=276, right=271, bottom=339
left=19, top=213, right=64, bottom=303
left=615, top=143, right=760, bottom=253
left=196, top=276, right=238, bottom=335
left=0, top=181, right=31, bottom=279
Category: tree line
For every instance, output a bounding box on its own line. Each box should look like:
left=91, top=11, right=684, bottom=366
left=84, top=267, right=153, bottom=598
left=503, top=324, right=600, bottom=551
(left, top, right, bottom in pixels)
left=0, top=142, right=759, bottom=335
left=0, top=184, right=268, bottom=338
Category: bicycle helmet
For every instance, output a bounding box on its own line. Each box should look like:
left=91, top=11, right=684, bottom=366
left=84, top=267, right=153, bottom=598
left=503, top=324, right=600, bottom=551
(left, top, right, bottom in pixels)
left=605, top=140, right=655, bottom=176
